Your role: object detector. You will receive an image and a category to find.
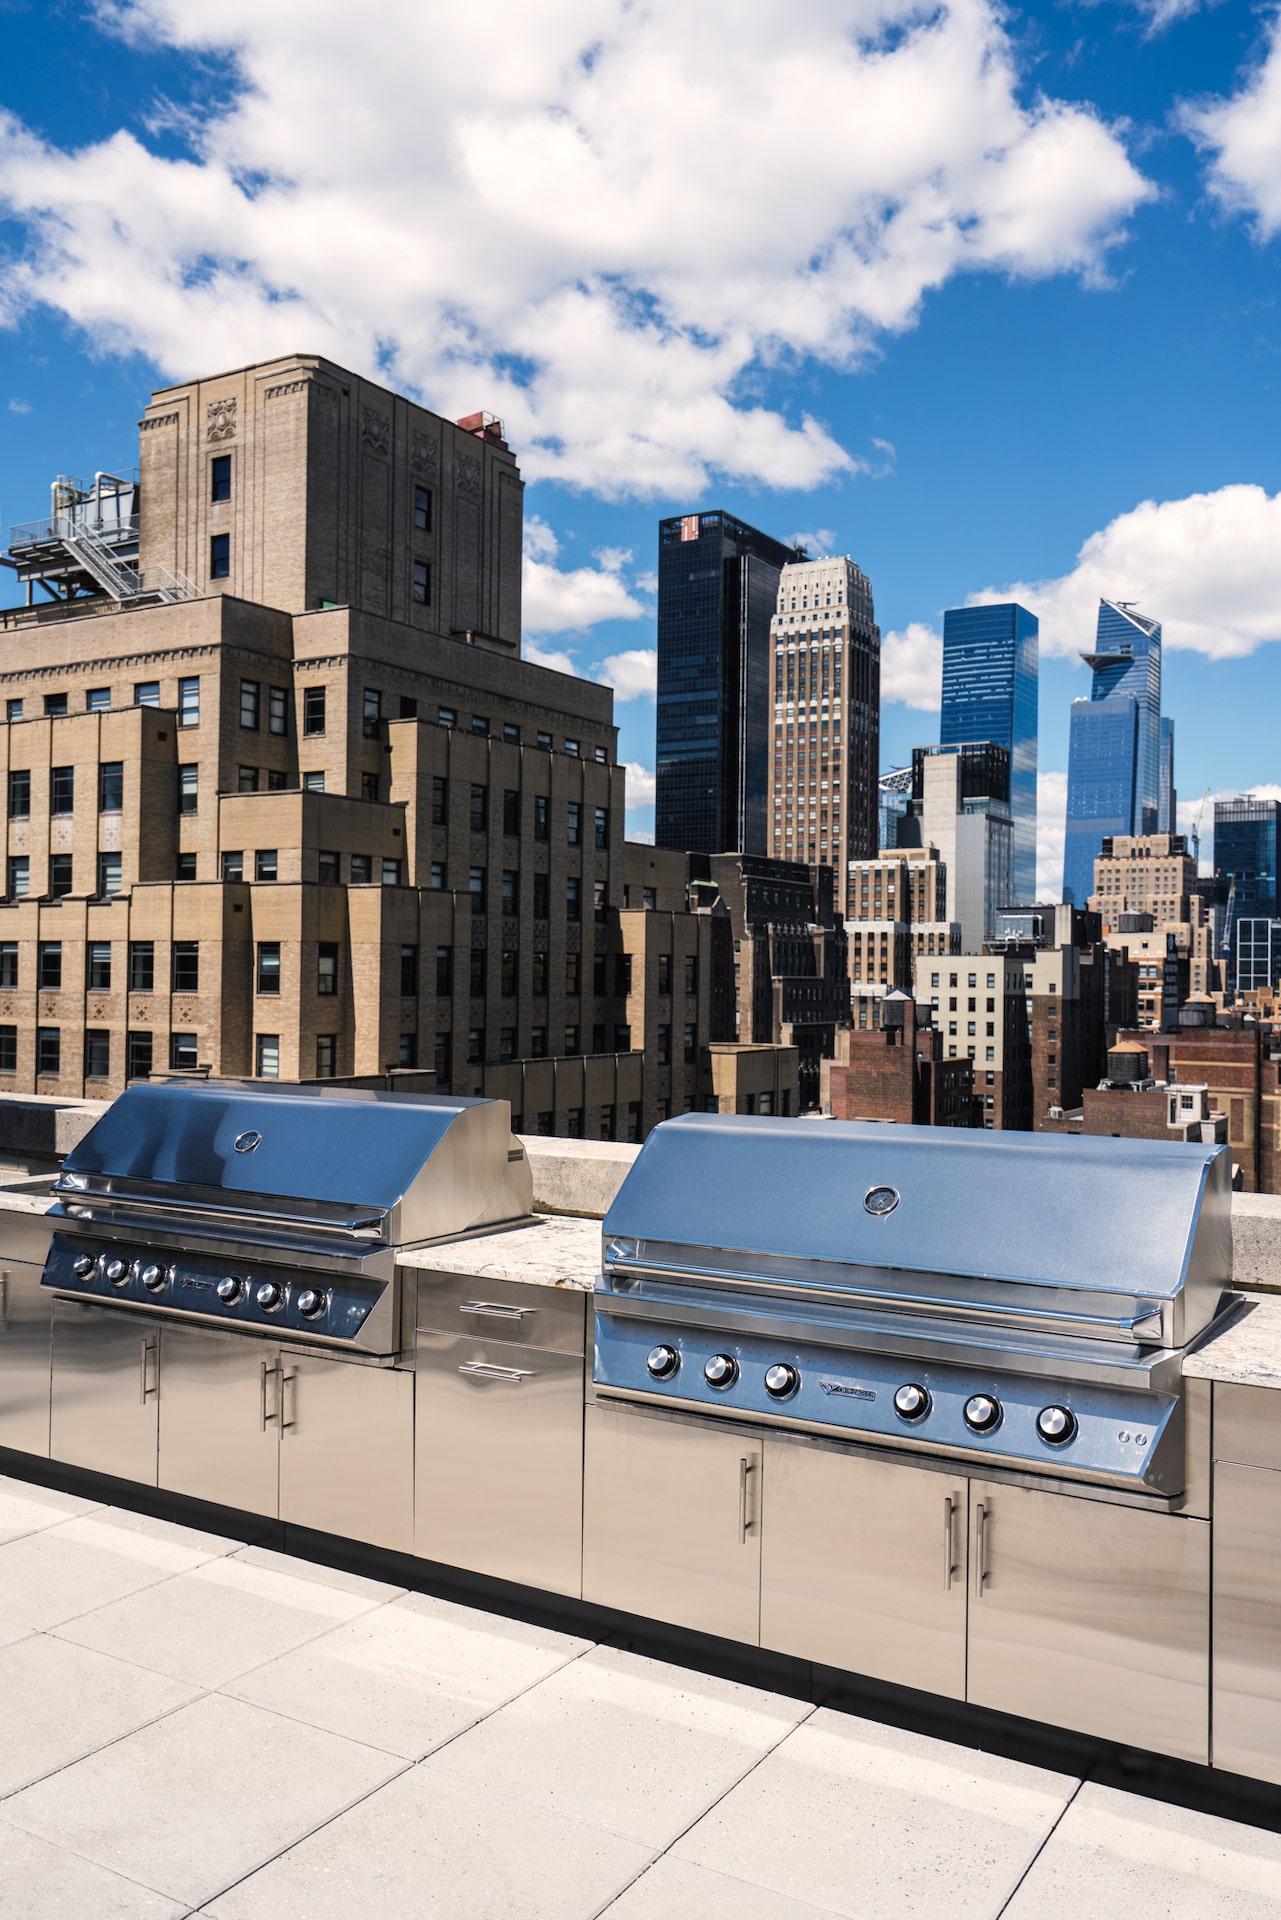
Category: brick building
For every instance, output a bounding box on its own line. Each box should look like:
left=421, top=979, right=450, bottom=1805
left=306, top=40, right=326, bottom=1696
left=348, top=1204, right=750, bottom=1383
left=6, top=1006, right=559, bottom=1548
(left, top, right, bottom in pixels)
left=827, top=992, right=977, bottom=1126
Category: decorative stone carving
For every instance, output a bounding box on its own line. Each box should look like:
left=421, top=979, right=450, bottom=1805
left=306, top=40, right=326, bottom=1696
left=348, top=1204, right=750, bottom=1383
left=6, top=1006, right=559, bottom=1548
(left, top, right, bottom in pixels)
left=265, top=380, right=308, bottom=399
left=206, top=397, right=237, bottom=442
left=361, top=407, right=391, bottom=455
left=410, top=431, right=439, bottom=476
left=457, top=452, right=481, bottom=499
left=139, top=411, right=180, bottom=432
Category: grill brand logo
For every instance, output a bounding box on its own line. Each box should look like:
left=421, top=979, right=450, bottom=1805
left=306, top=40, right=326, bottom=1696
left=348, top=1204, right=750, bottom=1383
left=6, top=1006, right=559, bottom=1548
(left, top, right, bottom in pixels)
left=233, top=1130, right=262, bottom=1154
left=819, top=1380, right=876, bottom=1402
left=863, top=1185, right=900, bottom=1217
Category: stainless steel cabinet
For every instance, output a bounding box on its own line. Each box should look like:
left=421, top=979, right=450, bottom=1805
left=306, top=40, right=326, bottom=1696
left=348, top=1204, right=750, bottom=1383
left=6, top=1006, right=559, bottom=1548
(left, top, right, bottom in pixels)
left=760, top=1436, right=966, bottom=1700
left=1212, top=1461, right=1281, bottom=1784
left=278, top=1350, right=413, bottom=1552
left=416, top=1333, right=583, bottom=1595
left=158, top=1325, right=280, bottom=1516
left=583, top=1401, right=761, bottom=1643
left=50, top=1299, right=158, bottom=1485
left=966, top=1480, right=1209, bottom=1763
left=0, top=1257, right=51, bottom=1457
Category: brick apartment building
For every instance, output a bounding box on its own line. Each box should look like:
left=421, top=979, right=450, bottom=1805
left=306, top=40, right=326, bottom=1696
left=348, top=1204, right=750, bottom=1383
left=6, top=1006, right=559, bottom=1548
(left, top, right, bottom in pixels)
left=827, top=992, right=977, bottom=1126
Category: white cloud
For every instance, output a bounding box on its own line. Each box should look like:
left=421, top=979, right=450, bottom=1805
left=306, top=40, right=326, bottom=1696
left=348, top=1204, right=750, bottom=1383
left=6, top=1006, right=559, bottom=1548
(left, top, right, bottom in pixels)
left=1121, top=0, right=1215, bottom=32
left=593, top=545, right=632, bottom=574
left=1181, top=17, right=1281, bottom=233
left=596, top=649, right=657, bottom=702
left=973, top=484, right=1281, bottom=662
left=880, top=621, right=942, bottom=709
left=789, top=529, right=837, bottom=556
left=1037, top=770, right=1068, bottom=902
left=624, top=762, right=656, bottom=835
left=522, top=516, right=645, bottom=636
left=6, top=398, right=31, bottom=414
left=0, top=1, right=1151, bottom=498
left=629, top=829, right=656, bottom=846
left=521, top=640, right=580, bottom=676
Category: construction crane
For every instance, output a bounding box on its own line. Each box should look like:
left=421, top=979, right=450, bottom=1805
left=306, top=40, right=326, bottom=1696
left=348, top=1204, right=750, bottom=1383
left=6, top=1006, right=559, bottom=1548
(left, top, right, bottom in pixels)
left=1191, top=784, right=1211, bottom=865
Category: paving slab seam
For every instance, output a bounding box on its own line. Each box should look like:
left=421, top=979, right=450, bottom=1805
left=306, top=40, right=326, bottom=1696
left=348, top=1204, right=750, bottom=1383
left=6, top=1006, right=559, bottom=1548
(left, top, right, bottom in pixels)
left=586, top=1701, right=824, bottom=1919
left=0, top=1803, right=225, bottom=1914
left=992, top=1774, right=1086, bottom=1918
left=187, top=1624, right=605, bottom=1911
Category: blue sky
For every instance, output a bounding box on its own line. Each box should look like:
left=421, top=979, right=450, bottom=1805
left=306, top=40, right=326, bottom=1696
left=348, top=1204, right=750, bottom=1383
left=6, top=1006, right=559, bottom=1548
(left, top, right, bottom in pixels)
left=3, top=0, right=1281, bottom=886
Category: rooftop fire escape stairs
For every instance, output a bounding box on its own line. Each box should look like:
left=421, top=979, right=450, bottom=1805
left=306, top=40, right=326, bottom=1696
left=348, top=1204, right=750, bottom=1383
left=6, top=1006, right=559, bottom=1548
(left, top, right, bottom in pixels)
left=1, top=473, right=198, bottom=611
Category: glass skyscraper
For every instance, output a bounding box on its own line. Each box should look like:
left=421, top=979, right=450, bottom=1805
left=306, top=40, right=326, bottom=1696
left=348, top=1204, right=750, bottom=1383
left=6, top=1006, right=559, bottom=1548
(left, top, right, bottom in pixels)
left=1062, top=600, right=1163, bottom=907
left=939, top=603, right=1038, bottom=904
left=1216, top=796, right=1281, bottom=987
left=1159, top=716, right=1177, bottom=835
left=656, top=511, right=799, bottom=855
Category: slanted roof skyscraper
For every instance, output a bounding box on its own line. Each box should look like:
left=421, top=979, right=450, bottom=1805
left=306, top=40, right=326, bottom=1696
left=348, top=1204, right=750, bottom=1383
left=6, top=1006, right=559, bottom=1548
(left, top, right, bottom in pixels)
left=1062, top=599, right=1163, bottom=906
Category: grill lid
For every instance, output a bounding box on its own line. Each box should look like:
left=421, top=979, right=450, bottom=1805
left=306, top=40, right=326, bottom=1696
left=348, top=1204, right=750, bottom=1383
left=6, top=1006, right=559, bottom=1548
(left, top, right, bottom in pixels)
left=602, top=1116, right=1232, bottom=1346
left=54, top=1081, right=533, bottom=1247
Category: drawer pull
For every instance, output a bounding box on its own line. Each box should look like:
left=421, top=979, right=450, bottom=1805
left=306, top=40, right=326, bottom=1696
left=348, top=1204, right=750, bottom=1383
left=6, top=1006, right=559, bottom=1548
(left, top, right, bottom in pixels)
left=457, top=1361, right=533, bottom=1385
left=459, top=1300, right=530, bottom=1321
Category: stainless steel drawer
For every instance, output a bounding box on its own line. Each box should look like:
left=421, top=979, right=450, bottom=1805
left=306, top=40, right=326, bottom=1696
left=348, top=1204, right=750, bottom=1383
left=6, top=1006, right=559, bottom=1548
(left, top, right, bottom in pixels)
left=1214, top=1382, right=1281, bottom=1472
left=413, top=1266, right=586, bottom=1355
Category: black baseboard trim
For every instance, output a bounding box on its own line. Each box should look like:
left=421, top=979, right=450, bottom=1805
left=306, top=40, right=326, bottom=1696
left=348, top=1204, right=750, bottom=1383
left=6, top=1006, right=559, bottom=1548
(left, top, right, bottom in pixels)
left=5, top=1442, right=1281, bottom=1836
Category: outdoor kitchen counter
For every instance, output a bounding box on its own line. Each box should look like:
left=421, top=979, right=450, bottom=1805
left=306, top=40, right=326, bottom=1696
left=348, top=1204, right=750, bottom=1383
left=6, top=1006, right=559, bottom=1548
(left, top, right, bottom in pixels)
left=397, top=1212, right=600, bottom=1290
left=1184, top=1293, right=1281, bottom=1391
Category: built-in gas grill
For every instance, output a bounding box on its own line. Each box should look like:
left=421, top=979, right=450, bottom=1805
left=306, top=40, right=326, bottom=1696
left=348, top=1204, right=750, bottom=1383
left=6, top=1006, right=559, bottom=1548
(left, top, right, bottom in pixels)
left=592, top=1115, right=1237, bottom=1496
left=43, top=1081, right=533, bottom=1355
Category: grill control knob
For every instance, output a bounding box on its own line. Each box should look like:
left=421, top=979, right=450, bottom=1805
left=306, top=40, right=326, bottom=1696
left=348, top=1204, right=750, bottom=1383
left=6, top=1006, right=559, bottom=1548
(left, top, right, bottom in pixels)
left=704, top=1353, right=738, bottom=1390
left=141, top=1264, right=166, bottom=1293
left=72, top=1254, right=95, bottom=1278
left=104, top=1257, right=127, bottom=1285
left=764, top=1363, right=799, bottom=1400
left=963, top=1393, right=1002, bottom=1433
left=1036, top=1404, right=1077, bottom=1446
left=216, top=1276, right=246, bottom=1305
left=296, top=1288, right=327, bottom=1319
left=256, top=1281, right=284, bottom=1313
left=646, top=1344, right=679, bottom=1380
left=893, top=1382, right=931, bottom=1422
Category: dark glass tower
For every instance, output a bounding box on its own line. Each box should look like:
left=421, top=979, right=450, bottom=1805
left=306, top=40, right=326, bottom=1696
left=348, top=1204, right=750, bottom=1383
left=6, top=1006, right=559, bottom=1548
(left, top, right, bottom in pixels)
left=1062, top=600, right=1162, bottom=906
left=939, top=602, right=1038, bottom=903
left=1216, top=796, right=1281, bottom=986
left=656, top=511, right=799, bottom=855
left=1159, top=716, right=1177, bottom=835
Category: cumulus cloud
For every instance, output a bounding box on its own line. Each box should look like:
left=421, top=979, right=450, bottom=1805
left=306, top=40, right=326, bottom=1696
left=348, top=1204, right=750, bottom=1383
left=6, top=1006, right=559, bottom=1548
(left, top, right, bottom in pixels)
left=1037, top=770, right=1068, bottom=902
left=972, top=484, right=1281, bottom=662
left=7, top=398, right=31, bottom=414
left=880, top=621, right=943, bottom=709
left=789, top=529, right=838, bottom=556
left=624, top=761, right=656, bottom=836
left=596, top=649, right=657, bottom=701
left=522, top=516, right=645, bottom=637
left=0, top=1, right=1151, bottom=497
left=1181, top=17, right=1281, bottom=232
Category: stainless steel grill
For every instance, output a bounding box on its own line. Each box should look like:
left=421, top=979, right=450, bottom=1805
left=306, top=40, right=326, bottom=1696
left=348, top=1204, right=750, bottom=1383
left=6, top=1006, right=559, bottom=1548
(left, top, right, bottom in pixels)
left=42, top=1081, right=533, bottom=1354
left=592, top=1115, right=1237, bottom=1496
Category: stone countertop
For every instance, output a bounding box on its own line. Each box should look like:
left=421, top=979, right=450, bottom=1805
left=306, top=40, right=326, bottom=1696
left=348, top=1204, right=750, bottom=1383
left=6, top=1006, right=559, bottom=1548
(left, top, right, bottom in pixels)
left=0, top=1180, right=59, bottom=1217
left=1184, top=1294, right=1281, bottom=1390
left=397, top=1214, right=601, bottom=1291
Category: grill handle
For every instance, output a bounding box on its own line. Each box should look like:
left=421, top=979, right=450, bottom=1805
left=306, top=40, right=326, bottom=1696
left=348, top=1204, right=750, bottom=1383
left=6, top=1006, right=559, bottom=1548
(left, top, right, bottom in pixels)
left=459, top=1301, right=532, bottom=1322
left=457, top=1361, right=532, bottom=1385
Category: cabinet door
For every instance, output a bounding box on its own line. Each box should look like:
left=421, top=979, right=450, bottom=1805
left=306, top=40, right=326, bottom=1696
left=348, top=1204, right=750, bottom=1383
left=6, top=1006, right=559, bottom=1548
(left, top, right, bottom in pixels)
left=0, top=1258, right=52, bottom=1457
left=583, top=1401, right=761, bottom=1644
left=158, top=1326, right=280, bottom=1517
left=760, top=1437, right=966, bottom=1700
left=1212, top=1462, right=1281, bottom=1784
left=416, top=1334, right=583, bottom=1596
left=278, top=1353, right=413, bottom=1553
left=50, top=1300, right=159, bottom=1485
left=966, top=1480, right=1209, bottom=1763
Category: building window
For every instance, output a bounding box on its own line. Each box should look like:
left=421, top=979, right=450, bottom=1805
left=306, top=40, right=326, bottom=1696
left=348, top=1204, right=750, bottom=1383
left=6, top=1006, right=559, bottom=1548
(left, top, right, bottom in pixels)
left=135, top=682, right=160, bottom=707
left=221, top=850, right=244, bottom=882
left=642, top=887, right=656, bottom=910
left=382, top=858, right=402, bottom=886
left=467, top=1028, right=485, bottom=1064
left=99, top=762, right=123, bottom=813
left=86, top=687, right=110, bottom=712
left=434, top=1032, right=452, bottom=1082
left=255, top=1033, right=280, bottom=1078
left=210, top=533, right=231, bottom=580
left=211, top=453, right=232, bottom=502
left=412, top=561, right=431, bottom=605
left=429, top=860, right=446, bottom=890
left=626, top=1101, right=641, bottom=1141
left=684, top=955, right=698, bottom=994
left=254, top=849, right=278, bottom=881
left=435, top=946, right=453, bottom=996
left=657, top=1024, right=671, bottom=1065
left=467, top=784, right=489, bottom=834
left=565, top=738, right=580, bottom=757
left=36, top=1028, right=60, bottom=1076
left=566, top=877, right=582, bottom=920
left=615, top=1024, right=632, bottom=1052
left=268, top=687, right=289, bottom=736
left=472, top=714, right=489, bottom=736
left=565, top=1026, right=580, bottom=1055
left=594, top=807, right=609, bottom=850
left=469, top=948, right=487, bottom=997
left=414, top=483, right=433, bottom=531
left=358, top=773, right=379, bottom=803
left=170, top=1032, right=198, bottom=1071
left=7, top=770, right=29, bottom=819
left=432, top=776, right=448, bottom=826
left=500, top=949, right=518, bottom=996
left=499, top=1026, right=515, bottom=1061
left=593, top=1024, right=606, bottom=1055
left=50, top=854, right=73, bottom=898
left=530, top=1027, right=547, bottom=1058
left=593, top=953, right=607, bottom=996
left=567, top=802, right=582, bottom=846
left=615, top=953, right=632, bottom=994
left=126, top=1030, right=152, bottom=1079
left=172, top=943, right=199, bottom=993
left=178, top=765, right=198, bottom=814
left=238, top=766, right=259, bottom=793
left=470, top=866, right=487, bottom=914
left=302, top=686, right=326, bottom=736
left=178, top=678, right=200, bottom=727
left=315, top=1034, right=337, bottom=1078
left=257, top=943, right=281, bottom=994
left=51, top=766, right=74, bottom=814
left=594, top=880, right=607, bottom=922
left=684, top=1024, right=697, bottom=1064
left=566, top=952, right=581, bottom=996
left=363, top=688, right=382, bottom=738
left=86, top=942, right=109, bottom=991
left=502, top=870, right=518, bottom=915
left=302, top=771, right=325, bottom=792
left=437, top=706, right=457, bottom=729
left=240, top=681, right=260, bottom=730
left=179, top=851, right=197, bottom=880
left=44, top=693, right=67, bottom=717
left=392, top=944, right=417, bottom=998
left=37, top=942, right=61, bottom=990
left=502, top=789, right=520, bottom=836
left=532, top=951, right=548, bottom=996
left=129, top=942, right=154, bottom=992
left=0, top=1026, right=16, bottom=1071
left=317, top=943, right=339, bottom=997
left=6, top=700, right=21, bottom=723
left=267, top=770, right=288, bottom=793
left=533, top=872, right=549, bottom=919
left=318, top=850, right=339, bottom=884
left=503, top=722, right=520, bottom=744
left=594, top=746, right=608, bottom=764
left=599, top=1103, right=615, bottom=1139
left=534, top=797, right=549, bottom=841
left=0, top=944, right=15, bottom=990
left=397, top=1033, right=418, bottom=1069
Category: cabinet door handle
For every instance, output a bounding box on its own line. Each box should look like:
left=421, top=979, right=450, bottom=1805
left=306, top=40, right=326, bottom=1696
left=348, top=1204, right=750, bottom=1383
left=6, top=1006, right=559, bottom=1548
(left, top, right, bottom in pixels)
left=974, top=1501, right=988, bottom=1599
left=280, top=1369, right=295, bottom=1431
left=943, top=1495, right=956, bottom=1590
left=139, top=1338, right=157, bottom=1404
left=739, top=1457, right=754, bottom=1543
left=459, top=1300, right=530, bottom=1321
left=0, top=1273, right=8, bottom=1333
left=260, top=1359, right=279, bottom=1430
left=457, top=1361, right=532, bottom=1384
